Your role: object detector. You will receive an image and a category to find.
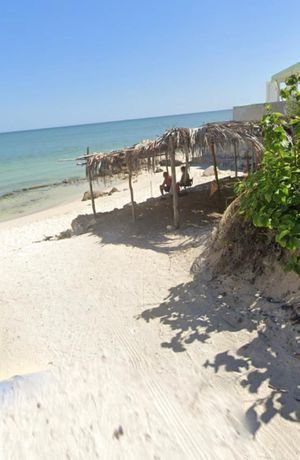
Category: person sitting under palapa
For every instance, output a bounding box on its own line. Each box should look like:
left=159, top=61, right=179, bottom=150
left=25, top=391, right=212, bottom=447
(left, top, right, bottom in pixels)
left=160, top=171, right=172, bottom=195
left=178, top=166, right=193, bottom=189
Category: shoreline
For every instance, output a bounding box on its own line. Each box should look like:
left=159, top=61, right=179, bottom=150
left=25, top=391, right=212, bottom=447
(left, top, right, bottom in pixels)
left=0, top=175, right=126, bottom=225
left=0, top=176, right=85, bottom=199
left=0, top=165, right=235, bottom=229
left=0, top=193, right=86, bottom=229
left=0, top=183, right=86, bottom=225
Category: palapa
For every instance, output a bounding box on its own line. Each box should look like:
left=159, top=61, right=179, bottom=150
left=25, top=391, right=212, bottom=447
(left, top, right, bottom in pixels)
left=83, top=121, right=263, bottom=180
left=76, top=121, right=264, bottom=227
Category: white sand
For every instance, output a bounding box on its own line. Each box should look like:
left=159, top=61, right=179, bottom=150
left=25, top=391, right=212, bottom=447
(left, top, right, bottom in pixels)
left=0, top=166, right=299, bottom=459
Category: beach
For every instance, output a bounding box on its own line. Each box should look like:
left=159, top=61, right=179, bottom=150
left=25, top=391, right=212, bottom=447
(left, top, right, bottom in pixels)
left=0, top=165, right=299, bottom=459
left=2, top=0, right=300, bottom=457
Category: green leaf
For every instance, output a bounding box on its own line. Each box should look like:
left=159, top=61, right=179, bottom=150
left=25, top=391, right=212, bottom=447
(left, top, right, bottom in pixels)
left=237, top=73, right=300, bottom=274
left=276, top=229, right=290, bottom=242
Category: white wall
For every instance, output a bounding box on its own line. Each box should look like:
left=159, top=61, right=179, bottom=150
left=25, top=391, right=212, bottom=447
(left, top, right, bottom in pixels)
left=233, top=102, right=285, bottom=121
left=266, top=81, right=280, bottom=102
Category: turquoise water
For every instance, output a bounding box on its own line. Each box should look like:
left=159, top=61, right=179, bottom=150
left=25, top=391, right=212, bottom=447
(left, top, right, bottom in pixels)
left=0, top=109, right=232, bottom=220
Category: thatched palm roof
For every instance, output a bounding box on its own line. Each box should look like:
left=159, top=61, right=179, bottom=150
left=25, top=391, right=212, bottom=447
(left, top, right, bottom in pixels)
left=83, top=121, right=263, bottom=180
left=153, top=121, right=262, bottom=155
left=75, top=120, right=265, bottom=224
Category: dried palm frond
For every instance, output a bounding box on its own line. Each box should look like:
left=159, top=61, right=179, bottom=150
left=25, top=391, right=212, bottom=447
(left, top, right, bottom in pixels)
left=83, top=121, right=264, bottom=180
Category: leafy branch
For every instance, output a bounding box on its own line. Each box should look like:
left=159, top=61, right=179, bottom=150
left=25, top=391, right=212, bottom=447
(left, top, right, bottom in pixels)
left=236, top=75, right=300, bottom=274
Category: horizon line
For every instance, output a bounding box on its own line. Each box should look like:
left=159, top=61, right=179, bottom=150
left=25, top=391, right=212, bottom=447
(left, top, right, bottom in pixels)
left=0, top=108, right=232, bottom=136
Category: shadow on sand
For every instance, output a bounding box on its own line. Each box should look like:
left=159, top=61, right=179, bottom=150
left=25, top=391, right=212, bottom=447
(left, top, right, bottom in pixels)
left=138, top=278, right=300, bottom=435
left=72, top=180, right=235, bottom=254
left=71, top=179, right=299, bottom=434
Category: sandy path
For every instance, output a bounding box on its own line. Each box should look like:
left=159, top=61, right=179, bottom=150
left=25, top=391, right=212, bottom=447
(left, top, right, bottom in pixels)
left=0, top=169, right=299, bottom=459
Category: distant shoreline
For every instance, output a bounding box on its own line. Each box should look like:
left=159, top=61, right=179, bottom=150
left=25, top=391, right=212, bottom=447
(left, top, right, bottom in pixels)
left=0, top=108, right=232, bottom=136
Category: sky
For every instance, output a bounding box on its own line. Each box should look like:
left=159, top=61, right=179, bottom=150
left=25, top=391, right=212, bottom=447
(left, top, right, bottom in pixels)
left=1, top=0, right=300, bottom=132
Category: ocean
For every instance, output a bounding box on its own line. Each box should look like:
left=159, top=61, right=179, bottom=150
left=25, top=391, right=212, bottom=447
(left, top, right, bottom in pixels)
left=0, top=109, right=232, bottom=221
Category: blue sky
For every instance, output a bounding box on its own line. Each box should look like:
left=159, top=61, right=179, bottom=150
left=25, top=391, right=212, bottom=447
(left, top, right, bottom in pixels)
left=1, top=0, right=300, bottom=132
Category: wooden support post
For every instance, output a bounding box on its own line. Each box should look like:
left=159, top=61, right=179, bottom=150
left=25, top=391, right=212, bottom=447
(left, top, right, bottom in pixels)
left=152, top=154, right=155, bottom=171
left=127, top=159, right=136, bottom=223
left=210, top=143, right=221, bottom=195
left=233, top=142, right=238, bottom=178
left=165, top=151, right=169, bottom=174
left=87, top=147, right=96, bottom=216
left=169, top=143, right=179, bottom=229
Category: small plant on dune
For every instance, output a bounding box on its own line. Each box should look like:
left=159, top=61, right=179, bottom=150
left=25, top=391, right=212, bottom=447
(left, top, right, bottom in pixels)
left=237, top=74, right=300, bottom=274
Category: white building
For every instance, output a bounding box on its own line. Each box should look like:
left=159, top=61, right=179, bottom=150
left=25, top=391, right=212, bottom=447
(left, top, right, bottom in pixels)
left=266, top=62, right=300, bottom=102
left=233, top=62, right=300, bottom=121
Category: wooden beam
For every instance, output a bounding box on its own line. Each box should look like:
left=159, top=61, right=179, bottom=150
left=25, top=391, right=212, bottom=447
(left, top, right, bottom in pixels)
left=58, top=153, right=97, bottom=162
left=87, top=147, right=96, bottom=216
left=169, top=139, right=179, bottom=229
left=210, top=143, right=221, bottom=195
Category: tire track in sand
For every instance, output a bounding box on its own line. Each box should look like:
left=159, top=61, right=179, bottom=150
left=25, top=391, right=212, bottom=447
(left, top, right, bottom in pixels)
left=110, top=321, right=206, bottom=459
left=145, top=378, right=206, bottom=460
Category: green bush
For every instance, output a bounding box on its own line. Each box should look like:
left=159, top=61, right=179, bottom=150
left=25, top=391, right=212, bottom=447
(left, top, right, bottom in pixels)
left=281, top=74, right=300, bottom=116
left=236, top=75, right=300, bottom=274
